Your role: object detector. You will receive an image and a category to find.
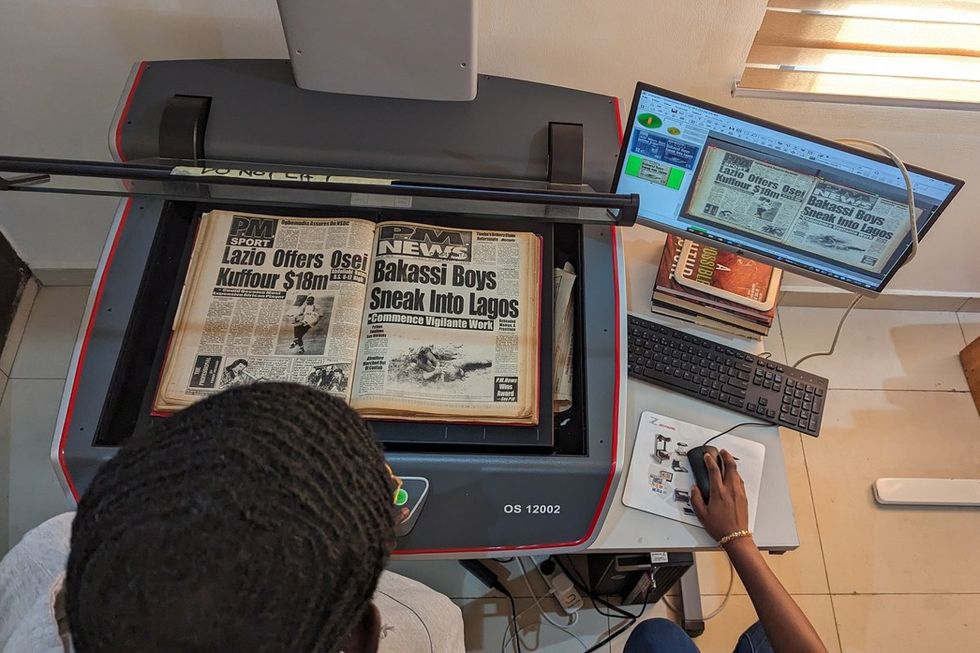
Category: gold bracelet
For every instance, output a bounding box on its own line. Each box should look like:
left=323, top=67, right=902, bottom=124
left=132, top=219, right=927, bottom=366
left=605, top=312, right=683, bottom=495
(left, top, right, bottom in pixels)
left=717, top=529, right=752, bottom=547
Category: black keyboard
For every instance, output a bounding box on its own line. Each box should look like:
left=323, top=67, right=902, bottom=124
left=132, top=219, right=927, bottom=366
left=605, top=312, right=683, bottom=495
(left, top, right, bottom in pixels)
left=627, top=314, right=829, bottom=437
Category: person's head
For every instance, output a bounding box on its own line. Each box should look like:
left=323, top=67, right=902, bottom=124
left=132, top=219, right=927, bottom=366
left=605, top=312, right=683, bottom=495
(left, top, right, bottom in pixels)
left=306, top=296, right=315, bottom=305
left=227, top=358, right=248, bottom=374
left=65, top=383, right=396, bottom=653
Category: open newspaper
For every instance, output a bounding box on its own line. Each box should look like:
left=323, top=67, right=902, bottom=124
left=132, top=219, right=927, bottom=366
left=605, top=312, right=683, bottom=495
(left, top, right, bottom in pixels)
left=154, top=210, right=541, bottom=424
left=686, top=143, right=919, bottom=274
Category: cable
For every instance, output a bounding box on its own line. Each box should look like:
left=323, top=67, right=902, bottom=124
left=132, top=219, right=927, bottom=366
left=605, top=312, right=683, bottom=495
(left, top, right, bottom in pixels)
left=659, top=557, right=734, bottom=620
left=702, top=421, right=770, bottom=448
left=506, top=593, right=523, bottom=653
left=501, top=558, right=586, bottom=651
left=791, top=293, right=862, bottom=368
left=791, top=138, right=919, bottom=370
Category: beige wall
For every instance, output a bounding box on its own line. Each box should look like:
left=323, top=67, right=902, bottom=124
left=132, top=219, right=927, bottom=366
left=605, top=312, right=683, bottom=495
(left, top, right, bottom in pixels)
left=2, top=1, right=977, bottom=292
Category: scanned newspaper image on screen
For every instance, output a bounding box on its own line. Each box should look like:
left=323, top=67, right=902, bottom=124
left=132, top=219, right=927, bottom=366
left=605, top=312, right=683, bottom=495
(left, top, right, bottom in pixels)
left=154, top=211, right=541, bottom=425
left=685, top=140, right=919, bottom=274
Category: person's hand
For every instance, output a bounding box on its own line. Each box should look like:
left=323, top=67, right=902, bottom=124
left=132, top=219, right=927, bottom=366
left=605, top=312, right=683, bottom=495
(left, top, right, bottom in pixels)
left=690, top=449, right=749, bottom=542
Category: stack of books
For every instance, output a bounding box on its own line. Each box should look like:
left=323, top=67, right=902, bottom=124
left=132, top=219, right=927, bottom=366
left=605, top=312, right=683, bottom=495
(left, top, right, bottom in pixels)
left=651, top=235, right=780, bottom=338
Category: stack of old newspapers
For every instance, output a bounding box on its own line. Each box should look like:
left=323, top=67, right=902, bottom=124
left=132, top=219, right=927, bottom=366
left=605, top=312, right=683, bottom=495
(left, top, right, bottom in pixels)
left=552, top=263, right=576, bottom=413
left=153, top=210, right=542, bottom=425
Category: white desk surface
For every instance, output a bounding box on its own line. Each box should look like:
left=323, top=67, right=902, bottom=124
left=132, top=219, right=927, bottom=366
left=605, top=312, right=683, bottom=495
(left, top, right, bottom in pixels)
left=588, top=226, right=799, bottom=552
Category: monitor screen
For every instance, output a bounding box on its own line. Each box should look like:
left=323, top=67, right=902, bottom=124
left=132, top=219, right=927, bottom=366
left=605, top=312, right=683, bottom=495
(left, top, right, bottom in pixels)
left=613, top=84, right=964, bottom=294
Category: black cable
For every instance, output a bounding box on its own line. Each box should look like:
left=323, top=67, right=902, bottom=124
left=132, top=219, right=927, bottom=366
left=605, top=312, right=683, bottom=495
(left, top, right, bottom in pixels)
left=554, top=557, right=632, bottom=619
left=582, top=587, right=653, bottom=653
left=702, top=421, right=770, bottom=448
left=506, top=593, right=523, bottom=653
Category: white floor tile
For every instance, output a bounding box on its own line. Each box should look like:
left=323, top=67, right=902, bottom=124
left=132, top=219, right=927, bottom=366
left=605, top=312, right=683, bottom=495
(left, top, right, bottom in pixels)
left=779, top=308, right=969, bottom=390
left=805, top=390, right=980, bottom=594
left=10, top=286, right=89, bottom=379
left=696, top=427, right=829, bottom=595
left=456, top=596, right=611, bottom=652
left=0, top=378, right=73, bottom=551
left=957, top=312, right=980, bottom=346
left=0, top=276, right=39, bottom=376
left=609, top=594, right=840, bottom=653
left=833, top=594, right=980, bottom=653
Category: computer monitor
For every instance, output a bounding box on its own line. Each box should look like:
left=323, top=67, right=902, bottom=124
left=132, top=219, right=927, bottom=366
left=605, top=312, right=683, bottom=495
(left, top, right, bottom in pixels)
left=613, top=83, right=964, bottom=295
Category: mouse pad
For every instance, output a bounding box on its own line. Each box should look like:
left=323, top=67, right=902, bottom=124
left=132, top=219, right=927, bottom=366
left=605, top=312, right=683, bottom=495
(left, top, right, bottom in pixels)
left=623, top=411, right=766, bottom=529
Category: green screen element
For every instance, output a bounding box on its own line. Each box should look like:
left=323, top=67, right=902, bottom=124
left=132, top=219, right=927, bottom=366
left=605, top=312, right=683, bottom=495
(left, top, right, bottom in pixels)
left=666, top=168, right=685, bottom=190
left=637, top=113, right=662, bottom=129
left=625, top=155, right=644, bottom=177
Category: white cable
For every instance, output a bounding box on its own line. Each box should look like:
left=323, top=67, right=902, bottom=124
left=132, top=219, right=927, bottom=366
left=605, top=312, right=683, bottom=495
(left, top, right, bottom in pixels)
left=499, top=558, right=587, bottom=651
left=792, top=138, right=919, bottom=369
left=660, top=557, right=735, bottom=621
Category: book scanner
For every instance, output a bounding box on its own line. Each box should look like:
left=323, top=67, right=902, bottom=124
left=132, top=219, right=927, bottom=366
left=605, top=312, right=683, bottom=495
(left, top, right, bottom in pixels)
left=0, top=59, right=640, bottom=557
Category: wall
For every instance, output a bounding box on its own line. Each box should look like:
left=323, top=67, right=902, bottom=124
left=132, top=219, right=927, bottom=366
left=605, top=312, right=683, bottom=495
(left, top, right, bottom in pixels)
left=1, top=0, right=977, bottom=293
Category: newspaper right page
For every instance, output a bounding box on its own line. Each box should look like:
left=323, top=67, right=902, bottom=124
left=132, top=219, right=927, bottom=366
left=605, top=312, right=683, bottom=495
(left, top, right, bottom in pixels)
left=350, top=221, right=541, bottom=424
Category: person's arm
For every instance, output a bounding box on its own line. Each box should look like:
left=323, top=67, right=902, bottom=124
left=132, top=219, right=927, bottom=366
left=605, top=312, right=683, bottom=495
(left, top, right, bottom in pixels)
left=690, top=450, right=828, bottom=653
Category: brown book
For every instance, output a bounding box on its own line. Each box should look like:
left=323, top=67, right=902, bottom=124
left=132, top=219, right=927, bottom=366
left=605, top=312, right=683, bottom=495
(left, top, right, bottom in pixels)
left=650, top=300, right=765, bottom=339
left=675, top=240, right=781, bottom=311
left=653, top=236, right=775, bottom=329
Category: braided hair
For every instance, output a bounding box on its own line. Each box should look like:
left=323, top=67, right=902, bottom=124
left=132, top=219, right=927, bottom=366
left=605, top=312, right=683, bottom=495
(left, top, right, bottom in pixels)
left=65, top=382, right=396, bottom=653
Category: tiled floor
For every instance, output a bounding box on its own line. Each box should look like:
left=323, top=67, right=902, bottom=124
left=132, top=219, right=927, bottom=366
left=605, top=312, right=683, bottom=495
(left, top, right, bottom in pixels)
left=2, top=288, right=979, bottom=651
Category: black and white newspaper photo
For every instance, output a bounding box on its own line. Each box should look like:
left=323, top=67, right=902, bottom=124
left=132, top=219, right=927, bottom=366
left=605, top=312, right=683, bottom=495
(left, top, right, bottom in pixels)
left=155, top=210, right=375, bottom=410
left=351, top=222, right=541, bottom=423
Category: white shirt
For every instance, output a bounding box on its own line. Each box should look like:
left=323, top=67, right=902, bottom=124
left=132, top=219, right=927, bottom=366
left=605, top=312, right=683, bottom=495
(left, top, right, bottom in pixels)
left=0, top=514, right=464, bottom=653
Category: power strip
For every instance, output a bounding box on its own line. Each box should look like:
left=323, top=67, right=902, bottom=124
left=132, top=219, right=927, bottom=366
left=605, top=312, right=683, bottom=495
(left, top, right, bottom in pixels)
left=533, top=557, right=584, bottom=615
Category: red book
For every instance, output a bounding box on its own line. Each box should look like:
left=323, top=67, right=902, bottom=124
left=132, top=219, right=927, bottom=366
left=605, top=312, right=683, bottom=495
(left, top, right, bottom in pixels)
left=652, top=236, right=775, bottom=334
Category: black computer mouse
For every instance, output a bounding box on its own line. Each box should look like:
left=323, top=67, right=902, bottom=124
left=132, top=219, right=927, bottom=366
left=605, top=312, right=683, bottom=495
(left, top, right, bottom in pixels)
left=687, top=445, right=722, bottom=503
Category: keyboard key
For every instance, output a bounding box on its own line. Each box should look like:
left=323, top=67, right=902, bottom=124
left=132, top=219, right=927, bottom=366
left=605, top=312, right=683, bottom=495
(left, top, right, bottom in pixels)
left=766, top=409, right=776, bottom=419
left=747, top=403, right=757, bottom=412
left=786, top=379, right=796, bottom=388
left=815, top=387, right=825, bottom=397
left=709, top=390, right=720, bottom=399
left=791, top=407, right=800, bottom=417
left=758, top=397, right=768, bottom=406
left=722, top=384, right=747, bottom=398
left=728, top=397, right=744, bottom=407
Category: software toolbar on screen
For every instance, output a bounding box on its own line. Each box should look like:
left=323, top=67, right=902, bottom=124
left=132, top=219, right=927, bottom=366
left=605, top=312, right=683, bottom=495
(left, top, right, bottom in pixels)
left=614, top=84, right=963, bottom=293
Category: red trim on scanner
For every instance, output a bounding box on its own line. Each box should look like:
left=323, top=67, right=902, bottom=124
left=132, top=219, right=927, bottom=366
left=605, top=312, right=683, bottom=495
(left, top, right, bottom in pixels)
left=397, top=97, right=627, bottom=555
left=58, top=199, right=135, bottom=501
left=114, top=62, right=147, bottom=162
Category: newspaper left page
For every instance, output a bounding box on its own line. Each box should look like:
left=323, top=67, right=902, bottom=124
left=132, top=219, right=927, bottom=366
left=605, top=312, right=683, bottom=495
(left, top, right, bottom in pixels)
left=350, top=221, right=541, bottom=424
left=153, top=210, right=376, bottom=411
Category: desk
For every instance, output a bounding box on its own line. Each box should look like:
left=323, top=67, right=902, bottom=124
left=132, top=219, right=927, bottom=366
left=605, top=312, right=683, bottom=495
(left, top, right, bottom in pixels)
left=590, top=225, right=799, bottom=552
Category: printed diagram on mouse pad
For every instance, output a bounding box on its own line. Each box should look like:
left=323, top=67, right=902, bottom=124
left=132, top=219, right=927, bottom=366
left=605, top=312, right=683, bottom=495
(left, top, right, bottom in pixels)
left=623, top=411, right=766, bottom=529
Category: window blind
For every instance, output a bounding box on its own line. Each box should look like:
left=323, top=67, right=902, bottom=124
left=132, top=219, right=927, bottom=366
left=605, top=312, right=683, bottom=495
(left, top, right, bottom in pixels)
left=734, top=1, right=980, bottom=110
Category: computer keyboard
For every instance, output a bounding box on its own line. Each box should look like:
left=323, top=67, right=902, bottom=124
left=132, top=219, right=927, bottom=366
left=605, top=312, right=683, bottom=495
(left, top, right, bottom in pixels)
left=627, top=314, right=829, bottom=437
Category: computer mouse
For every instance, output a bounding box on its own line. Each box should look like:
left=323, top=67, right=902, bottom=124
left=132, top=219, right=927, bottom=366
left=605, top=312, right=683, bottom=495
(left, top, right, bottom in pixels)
left=687, top=445, right=722, bottom=503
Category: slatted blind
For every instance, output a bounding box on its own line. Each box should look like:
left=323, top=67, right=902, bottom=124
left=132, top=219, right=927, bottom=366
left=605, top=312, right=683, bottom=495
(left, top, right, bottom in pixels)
left=735, top=1, right=980, bottom=109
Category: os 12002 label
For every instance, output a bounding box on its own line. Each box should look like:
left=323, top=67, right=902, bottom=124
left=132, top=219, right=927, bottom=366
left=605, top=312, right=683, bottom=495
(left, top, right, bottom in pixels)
left=503, top=504, right=561, bottom=515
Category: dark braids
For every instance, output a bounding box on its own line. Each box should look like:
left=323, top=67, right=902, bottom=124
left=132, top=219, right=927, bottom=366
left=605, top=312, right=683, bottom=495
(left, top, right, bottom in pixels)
left=65, top=382, right=396, bottom=653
